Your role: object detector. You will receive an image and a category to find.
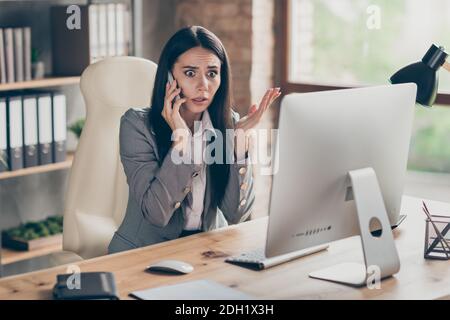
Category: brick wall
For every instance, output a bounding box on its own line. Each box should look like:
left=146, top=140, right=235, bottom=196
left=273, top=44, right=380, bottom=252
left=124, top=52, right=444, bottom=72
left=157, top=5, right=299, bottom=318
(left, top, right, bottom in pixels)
left=174, top=0, right=276, bottom=218
left=174, top=0, right=253, bottom=115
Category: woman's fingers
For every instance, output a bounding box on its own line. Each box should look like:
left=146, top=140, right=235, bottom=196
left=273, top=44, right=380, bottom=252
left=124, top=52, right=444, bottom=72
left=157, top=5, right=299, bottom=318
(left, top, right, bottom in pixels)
left=242, top=88, right=281, bottom=127
left=243, top=89, right=272, bottom=124
left=163, top=81, right=181, bottom=116
left=237, top=87, right=282, bottom=133
left=261, top=88, right=280, bottom=115
left=266, top=88, right=279, bottom=105
left=162, top=96, right=186, bottom=131
left=262, top=88, right=278, bottom=113
left=164, top=80, right=179, bottom=103
left=172, top=97, right=186, bottom=114
left=254, top=89, right=272, bottom=120
left=161, top=80, right=186, bottom=131
left=164, top=80, right=176, bottom=98
left=172, top=98, right=188, bottom=131
left=270, top=88, right=280, bottom=102
left=167, top=88, right=181, bottom=104
left=267, top=88, right=281, bottom=110
left=249, top=104, right=258, bottom=114
left=259, top=89, right=272, bottom=111
left=169, top=79, right=177, bottom=93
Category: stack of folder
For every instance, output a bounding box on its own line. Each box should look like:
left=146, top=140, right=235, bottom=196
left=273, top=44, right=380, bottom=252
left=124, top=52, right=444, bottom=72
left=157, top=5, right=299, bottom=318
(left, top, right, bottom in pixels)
left=51, top=3, right=131, bottom=76
left=0, top=91, right=67, bottom=172
left=0, top=27, right=32, bottom=84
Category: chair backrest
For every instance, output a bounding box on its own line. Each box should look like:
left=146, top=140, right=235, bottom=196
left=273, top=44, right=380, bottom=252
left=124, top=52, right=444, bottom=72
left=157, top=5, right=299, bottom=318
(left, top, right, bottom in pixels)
left=63, top=56, right=157, bottom=259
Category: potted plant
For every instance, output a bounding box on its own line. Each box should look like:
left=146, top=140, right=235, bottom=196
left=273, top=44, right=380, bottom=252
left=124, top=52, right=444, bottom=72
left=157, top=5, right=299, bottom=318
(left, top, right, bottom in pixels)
left=2, top=216, right=64, bottom=251
left=68, top=118, right=85, bottom=139
left=31, top=48, right=45, bottom=79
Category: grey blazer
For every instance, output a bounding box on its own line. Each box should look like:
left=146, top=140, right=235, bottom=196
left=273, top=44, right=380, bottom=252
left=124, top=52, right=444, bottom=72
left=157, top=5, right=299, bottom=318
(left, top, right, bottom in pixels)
left=108, top=107, right=255, bottom=254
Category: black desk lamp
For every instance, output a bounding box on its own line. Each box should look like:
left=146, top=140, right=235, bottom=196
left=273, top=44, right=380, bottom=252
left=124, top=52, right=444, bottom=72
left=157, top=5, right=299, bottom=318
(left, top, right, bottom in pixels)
left=390, top=44, right=450, bottom=107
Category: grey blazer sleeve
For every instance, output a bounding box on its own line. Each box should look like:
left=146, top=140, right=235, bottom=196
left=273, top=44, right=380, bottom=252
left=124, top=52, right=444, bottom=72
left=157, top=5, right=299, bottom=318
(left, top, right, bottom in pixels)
left=119, top=109, right=203, bottom=227
left=219, top=111, right=256, bottom=224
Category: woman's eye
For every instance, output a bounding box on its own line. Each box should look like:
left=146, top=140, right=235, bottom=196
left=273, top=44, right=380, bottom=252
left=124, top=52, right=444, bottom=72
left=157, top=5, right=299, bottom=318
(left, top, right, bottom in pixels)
left=185, top=70, right=195, bottom=77
left=208, top=71, right=218, bottom=78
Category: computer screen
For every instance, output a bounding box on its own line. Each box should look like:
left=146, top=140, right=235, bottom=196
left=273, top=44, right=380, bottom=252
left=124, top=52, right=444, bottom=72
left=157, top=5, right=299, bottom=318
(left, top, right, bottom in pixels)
left=266, top=83, right=417, bottom=260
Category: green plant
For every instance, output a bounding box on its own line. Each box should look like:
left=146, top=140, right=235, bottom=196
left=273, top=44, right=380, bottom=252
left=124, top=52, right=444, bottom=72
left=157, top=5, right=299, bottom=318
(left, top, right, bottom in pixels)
left=3, top=216, right=64, bottom=241
left=68, top=118, right=85, bottom=139
left=31, top=48, right=41, bottom=63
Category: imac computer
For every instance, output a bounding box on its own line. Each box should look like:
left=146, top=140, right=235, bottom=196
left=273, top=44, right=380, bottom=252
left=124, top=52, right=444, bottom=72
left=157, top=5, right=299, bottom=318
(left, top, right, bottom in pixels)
left=264, top=83, right=417, bottom=286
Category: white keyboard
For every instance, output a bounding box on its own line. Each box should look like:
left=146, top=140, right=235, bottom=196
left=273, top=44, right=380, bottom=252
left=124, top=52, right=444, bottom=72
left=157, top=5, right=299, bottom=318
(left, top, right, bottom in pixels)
left=225, top=244, right=329, bottom=270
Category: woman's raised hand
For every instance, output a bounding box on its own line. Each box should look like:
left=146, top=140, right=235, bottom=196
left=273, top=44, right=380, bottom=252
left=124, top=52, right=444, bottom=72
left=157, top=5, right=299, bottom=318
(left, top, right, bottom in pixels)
left=233, top=88, right=281, bottom=158
left=235, top=87, right=281, bottom=133
left=161, top=79, right=189, bottom=132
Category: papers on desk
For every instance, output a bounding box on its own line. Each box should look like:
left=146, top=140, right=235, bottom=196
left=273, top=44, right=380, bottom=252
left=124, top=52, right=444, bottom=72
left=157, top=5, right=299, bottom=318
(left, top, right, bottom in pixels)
left=129, top=280, right=254, bottom=300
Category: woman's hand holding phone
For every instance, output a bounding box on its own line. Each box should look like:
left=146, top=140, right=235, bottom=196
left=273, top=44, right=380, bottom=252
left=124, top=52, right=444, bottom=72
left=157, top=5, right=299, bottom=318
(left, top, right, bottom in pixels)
left=162, top=75, right=190, bottom=151
left=162, top=76, right=188, bottom=132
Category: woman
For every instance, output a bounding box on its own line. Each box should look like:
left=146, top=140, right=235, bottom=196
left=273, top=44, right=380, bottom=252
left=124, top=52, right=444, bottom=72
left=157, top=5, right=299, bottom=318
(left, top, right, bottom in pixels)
left=108, top=26, right=280, bottom=253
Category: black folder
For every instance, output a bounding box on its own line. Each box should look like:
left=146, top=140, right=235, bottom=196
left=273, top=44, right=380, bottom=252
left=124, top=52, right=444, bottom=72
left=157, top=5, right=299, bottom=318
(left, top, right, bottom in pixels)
left=37, top=93, right=53, bottom=165
left=22, top=94, right=38, bottom=167
left=6, top=95, right=23, bottom=171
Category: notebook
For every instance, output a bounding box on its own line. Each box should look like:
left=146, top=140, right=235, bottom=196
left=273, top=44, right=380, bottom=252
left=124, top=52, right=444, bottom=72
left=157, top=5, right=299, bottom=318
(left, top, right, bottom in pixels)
left=129, top=279, right=254, bottom=300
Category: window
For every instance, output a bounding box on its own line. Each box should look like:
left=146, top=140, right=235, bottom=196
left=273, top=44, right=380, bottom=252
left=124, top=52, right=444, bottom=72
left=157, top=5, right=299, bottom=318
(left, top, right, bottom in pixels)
left=409, top=105, right=450, bottom=173
left=283, top=0, right=450, bottom=173
left=287, top=0, right=450, bottom=91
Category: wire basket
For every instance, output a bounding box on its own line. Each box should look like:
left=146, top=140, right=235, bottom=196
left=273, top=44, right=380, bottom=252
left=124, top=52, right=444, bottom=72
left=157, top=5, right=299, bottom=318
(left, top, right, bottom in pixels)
left=424, top=214, right=450, bottom=260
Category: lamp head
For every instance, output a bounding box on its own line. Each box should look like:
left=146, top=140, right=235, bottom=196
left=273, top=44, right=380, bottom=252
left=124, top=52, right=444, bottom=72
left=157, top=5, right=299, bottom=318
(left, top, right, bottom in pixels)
left=390, top=44, right=448, bottom=107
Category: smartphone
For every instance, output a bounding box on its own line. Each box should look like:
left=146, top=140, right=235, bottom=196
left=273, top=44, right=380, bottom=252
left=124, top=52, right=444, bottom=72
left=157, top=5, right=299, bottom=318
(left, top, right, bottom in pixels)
left=168, top=72, right=181, bottom=102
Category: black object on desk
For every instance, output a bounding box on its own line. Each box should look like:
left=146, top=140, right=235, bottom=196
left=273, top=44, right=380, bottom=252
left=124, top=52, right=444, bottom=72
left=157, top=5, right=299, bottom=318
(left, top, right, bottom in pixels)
left=53, top=272, right=119, bottom=300
left=423, top=201, right=450, bottom=260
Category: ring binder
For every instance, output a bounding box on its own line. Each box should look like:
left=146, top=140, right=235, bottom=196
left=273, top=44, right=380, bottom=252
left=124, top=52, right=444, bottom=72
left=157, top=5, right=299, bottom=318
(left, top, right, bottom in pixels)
left=7, top=95, right=23, bottom=170
left=23, top=94, right=39, bottom=167
left=37, top=93, right=53, bottom=165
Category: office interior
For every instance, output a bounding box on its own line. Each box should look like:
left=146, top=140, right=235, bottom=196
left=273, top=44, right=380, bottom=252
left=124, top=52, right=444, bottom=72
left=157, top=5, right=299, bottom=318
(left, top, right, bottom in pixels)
left=0, top=0, right=450, bottom=301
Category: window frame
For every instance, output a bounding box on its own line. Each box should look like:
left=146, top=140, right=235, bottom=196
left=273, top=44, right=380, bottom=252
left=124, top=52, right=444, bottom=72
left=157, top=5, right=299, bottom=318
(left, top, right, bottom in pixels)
left=280, top=0, right=450, bottom=105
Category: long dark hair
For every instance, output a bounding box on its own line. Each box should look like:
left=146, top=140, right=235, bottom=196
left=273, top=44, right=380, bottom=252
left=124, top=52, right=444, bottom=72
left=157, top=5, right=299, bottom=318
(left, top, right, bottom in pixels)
left=149, top=26, right=234, bottom=207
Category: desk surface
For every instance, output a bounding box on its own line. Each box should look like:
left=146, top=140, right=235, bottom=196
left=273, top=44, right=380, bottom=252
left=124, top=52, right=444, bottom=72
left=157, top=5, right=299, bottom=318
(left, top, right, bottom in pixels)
left=1, top=195, right=449, bottom=300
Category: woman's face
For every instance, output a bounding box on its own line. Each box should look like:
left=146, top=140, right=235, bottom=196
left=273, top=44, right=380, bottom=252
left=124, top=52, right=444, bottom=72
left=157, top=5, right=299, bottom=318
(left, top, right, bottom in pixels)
left=172, top=46, right=221, bottom=114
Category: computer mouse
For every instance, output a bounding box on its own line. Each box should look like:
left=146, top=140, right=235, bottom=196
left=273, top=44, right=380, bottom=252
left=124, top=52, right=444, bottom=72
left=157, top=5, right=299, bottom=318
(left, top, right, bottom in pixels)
left=146, top=260, right=194, bottom=275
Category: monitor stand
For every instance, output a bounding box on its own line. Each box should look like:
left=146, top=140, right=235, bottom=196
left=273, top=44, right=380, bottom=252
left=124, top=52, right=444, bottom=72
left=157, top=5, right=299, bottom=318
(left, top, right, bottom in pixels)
left=309, top=167, right=401, bottom=287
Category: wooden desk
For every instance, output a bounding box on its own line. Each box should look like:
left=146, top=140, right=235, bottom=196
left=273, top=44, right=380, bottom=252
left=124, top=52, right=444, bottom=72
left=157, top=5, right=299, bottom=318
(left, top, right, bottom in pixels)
left=0, top=196, right=449, bottom=300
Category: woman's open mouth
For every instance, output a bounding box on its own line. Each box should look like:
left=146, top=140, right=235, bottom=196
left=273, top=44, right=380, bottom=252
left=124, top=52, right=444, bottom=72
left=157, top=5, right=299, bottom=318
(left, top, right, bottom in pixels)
left=192, top=97, right=209, bottom=105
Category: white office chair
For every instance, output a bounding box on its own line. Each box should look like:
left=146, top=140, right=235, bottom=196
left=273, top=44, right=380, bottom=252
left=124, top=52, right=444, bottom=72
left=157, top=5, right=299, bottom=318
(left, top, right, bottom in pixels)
left=1, top=57, right=157, bottom=277
left=62, top=56, right=158, bottom=259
